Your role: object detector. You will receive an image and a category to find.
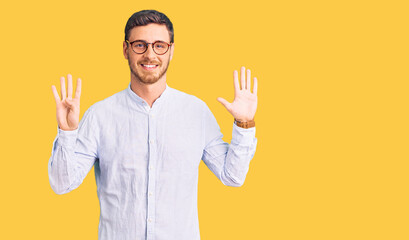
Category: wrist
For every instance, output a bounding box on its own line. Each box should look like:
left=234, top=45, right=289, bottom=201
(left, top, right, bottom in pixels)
left=234, top=118, right=255, bottom=129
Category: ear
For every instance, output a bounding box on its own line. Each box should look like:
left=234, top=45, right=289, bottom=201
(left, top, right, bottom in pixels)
left=170, top=43, right=175, bottom=61
left=123, top=41, right=129, bottom=60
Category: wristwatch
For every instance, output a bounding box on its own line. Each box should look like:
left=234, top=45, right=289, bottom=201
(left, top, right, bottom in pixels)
left=234, top=119, right=255, bottom=129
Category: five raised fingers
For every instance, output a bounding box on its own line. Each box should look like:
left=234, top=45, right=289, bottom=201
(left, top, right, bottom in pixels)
left=240, top=66, right=246, bottom=90
left=236, top=66, right=257, bottom=94
left=246, top=69, right=251, bottom=91
left=233, top=70, right=240, bottom=93
left=253, top=77, right=258, bottom=95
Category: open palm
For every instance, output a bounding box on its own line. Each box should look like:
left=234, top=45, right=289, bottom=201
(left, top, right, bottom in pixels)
left=217, top=67, right=258, bottom=122
left=51, top=74, right=82, bottom=131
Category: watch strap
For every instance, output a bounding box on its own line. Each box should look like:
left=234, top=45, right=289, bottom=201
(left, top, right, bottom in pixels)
left=234, top=119, right=255, bottom=129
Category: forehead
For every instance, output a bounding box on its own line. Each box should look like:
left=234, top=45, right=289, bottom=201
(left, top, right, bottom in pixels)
left=128, top=23, right=170, bottom=42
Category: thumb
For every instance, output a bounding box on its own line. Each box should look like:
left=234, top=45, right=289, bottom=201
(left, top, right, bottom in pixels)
left=217, top=97, right=232, bottom=111
left=64, top=98, right=75, bottom=108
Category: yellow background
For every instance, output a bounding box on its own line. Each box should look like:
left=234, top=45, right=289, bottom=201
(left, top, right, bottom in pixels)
left=1, top=0, right=408, bottom=239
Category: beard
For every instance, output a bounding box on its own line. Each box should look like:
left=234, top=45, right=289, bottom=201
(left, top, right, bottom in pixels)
left=128, top=53, right=171, bottom=85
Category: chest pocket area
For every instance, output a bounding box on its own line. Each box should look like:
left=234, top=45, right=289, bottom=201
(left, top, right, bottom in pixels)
left=158, top=124, right=203, bottom=174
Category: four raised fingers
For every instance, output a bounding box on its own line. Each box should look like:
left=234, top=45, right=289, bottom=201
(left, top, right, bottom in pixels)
left=75, top=78, right=82, bottom=100
left=60, top=76, right=66, bottom=100
left=67, top=74, right=73, bottom=99
left=54, top=74, right=82, bottom=102
left=51, top=85, right=61, bottom=104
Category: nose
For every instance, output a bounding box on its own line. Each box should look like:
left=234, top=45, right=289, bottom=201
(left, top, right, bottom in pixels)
left=143, top=43, right=156, bottom=59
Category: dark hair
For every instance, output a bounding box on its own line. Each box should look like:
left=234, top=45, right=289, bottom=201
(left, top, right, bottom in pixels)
left=124, top=10, right=174, bottom=43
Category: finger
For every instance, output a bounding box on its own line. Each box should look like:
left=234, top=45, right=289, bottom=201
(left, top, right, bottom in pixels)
left=217, top=97, right=232, bottom=111
left=64, top=98, right=74, bottom=108
left=60, top=76, right=66, bottom=100
left=64, top=98, right=76, bottom=109
left=253, top=77, right=258, bottom=95
left=51, top=85, right=61, bottom=104
left=246, top=69, right=251, bottom=91
left=64, top=98, right=72, bottom=107
left=67, top=74, right=73, bottom=99
left=233, top=70, right=239, bottom=93
left=240, top=66, right=245, bottom=90
left=74, top=78, right=82, bottom=100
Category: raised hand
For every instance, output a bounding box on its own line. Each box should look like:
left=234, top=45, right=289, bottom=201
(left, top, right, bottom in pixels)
left=217, top=67, right=258, bottom=122
left=51, top=74, right=82, bottom=131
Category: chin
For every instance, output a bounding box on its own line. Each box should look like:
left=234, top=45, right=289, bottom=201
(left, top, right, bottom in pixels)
left=140, top=77, right=160, bottom=85
left=135, top=72, right=161, bottom=85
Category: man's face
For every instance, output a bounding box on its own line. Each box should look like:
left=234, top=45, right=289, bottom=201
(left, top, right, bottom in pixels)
left=123, top=24, right=174, bottom=85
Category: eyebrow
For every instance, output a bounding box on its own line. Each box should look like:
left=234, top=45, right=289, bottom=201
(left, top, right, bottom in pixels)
left=130, top=39, right=169, bottom=43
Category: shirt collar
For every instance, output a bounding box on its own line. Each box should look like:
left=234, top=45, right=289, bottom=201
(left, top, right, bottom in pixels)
left=126, top=82, right=171, bottom=107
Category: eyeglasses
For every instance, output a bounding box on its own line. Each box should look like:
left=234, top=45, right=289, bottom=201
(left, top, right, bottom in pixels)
left=126, top=40, right=172, bottom=55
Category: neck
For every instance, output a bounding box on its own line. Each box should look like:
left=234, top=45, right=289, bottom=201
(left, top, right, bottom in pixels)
left=130, top=75, right=167, bottom=107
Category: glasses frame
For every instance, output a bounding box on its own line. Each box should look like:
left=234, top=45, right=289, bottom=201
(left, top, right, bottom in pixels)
left=126, top=39, right=172, bottom=55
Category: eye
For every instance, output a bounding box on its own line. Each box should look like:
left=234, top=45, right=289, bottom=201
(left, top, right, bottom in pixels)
left=133, top=41, right=146, bottom=48
left=155, top=42, right=167, bottom=49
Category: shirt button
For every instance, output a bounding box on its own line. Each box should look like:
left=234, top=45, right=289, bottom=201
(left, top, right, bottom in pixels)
left=149, top=140, right=155, bottom=144
left=149, top=192, right=153, bottom=196
left=148, top=218, right=152, bottom=222
left=149, top=166, right=154, bottom=170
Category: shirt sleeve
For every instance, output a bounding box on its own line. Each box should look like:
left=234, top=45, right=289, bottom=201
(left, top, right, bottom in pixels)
left=201, top=103, right=257, bottom=187
left=48, top=107, right=99, bottom=194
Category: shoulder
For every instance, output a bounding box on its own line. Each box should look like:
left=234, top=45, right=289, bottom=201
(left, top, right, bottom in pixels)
left=85, top=88, right=128, bottom=116
left=167, top=87, right=207, bottom=109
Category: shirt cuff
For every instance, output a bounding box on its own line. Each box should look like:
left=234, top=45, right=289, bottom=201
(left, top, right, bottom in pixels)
left=232, top=122, right=256, bottom=145
left=57, top=128, right=78, bottom=147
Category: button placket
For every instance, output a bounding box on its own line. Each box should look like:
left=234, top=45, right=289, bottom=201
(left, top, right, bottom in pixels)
left=146, top=110, right=156, bottom=239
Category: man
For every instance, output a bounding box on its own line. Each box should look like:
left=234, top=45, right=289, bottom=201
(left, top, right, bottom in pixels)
left=49, top=10, right=258, bottom=240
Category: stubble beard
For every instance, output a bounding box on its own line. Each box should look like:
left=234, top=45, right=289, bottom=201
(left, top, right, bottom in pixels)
left=128, top=53, right=171, bottom=85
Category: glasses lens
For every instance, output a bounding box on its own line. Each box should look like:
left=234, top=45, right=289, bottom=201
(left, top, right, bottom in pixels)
left=153, top=41, right=169, bottom=55
left=132, top=41, right=147, bottom=53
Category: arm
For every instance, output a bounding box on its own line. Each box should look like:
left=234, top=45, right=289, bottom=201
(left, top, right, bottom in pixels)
left=202, top=67, right=258, bottom=187
left=48, top=74, right=98, bottom=194
left=201, top=107, right=257, bottom=187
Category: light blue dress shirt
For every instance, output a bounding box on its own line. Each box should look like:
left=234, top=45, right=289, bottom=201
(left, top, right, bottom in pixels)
left=48, top=84, right=257, bottom=240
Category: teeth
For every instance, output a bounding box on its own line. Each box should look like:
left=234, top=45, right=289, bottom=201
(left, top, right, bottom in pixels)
left=143, top=64, right=157, bottom=68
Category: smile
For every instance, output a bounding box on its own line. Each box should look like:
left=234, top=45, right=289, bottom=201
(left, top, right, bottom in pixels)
left=141, top=64, right=159, bottom=70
